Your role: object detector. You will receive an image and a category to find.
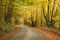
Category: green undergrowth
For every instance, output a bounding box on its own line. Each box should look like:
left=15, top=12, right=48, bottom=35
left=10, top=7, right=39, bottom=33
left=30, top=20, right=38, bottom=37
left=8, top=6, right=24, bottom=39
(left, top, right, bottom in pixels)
left=0, top=25, right=15, bottom=37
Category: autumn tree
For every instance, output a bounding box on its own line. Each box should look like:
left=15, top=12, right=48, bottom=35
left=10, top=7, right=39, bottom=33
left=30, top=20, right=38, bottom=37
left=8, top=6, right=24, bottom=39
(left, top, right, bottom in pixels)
left=4, top=0, right=14, bottom=24
left=41, top=0, right=59, bottom=27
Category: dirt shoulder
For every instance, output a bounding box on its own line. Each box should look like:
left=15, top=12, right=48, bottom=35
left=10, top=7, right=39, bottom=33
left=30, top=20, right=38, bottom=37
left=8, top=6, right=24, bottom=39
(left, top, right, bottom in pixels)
left=32, top=27, right=60, bottom=40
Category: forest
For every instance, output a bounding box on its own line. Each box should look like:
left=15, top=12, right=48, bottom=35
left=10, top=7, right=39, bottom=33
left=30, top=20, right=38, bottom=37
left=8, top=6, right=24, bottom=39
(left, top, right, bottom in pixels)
left=0, top=0, right=60, bottom=40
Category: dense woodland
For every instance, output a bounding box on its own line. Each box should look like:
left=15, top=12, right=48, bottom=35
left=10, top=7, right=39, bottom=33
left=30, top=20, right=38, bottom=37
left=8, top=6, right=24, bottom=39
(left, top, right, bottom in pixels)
left=0, top=0, right=60, bottom=37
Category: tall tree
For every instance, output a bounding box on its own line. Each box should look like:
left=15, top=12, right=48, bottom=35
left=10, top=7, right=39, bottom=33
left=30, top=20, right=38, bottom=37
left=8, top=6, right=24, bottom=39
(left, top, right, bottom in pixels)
left=41, top=0, right=59, bottom=27
left=4, top=0, right=15, bottom=24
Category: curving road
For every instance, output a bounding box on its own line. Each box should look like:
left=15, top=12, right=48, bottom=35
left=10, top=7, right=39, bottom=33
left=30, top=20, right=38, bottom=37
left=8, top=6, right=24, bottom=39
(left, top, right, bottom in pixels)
left=4, top=25, right=46, bottom=40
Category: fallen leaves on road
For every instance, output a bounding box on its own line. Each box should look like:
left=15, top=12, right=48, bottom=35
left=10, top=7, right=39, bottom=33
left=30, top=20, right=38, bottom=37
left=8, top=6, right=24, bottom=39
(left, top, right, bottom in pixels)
left=33, top=28, right=60, bottom=40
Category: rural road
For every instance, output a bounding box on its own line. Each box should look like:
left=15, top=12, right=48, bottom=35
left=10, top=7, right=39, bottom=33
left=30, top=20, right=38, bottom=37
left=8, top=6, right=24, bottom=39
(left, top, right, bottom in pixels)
left=4, top=25, right=46, bottom=40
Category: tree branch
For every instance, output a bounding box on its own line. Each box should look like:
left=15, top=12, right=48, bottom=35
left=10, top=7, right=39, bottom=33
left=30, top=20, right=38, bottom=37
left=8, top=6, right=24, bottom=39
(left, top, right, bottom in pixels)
left=41, top=5, right=47, bottom=19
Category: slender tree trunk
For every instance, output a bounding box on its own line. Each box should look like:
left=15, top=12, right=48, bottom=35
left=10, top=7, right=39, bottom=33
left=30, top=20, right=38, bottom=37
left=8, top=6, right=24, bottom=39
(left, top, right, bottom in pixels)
left=4, top=0, right=14, bottom=24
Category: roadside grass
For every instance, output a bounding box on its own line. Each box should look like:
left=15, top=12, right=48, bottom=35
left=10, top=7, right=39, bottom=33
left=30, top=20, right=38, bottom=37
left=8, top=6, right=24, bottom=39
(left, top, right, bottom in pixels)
left=0, top=25, right=15, bottom=37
